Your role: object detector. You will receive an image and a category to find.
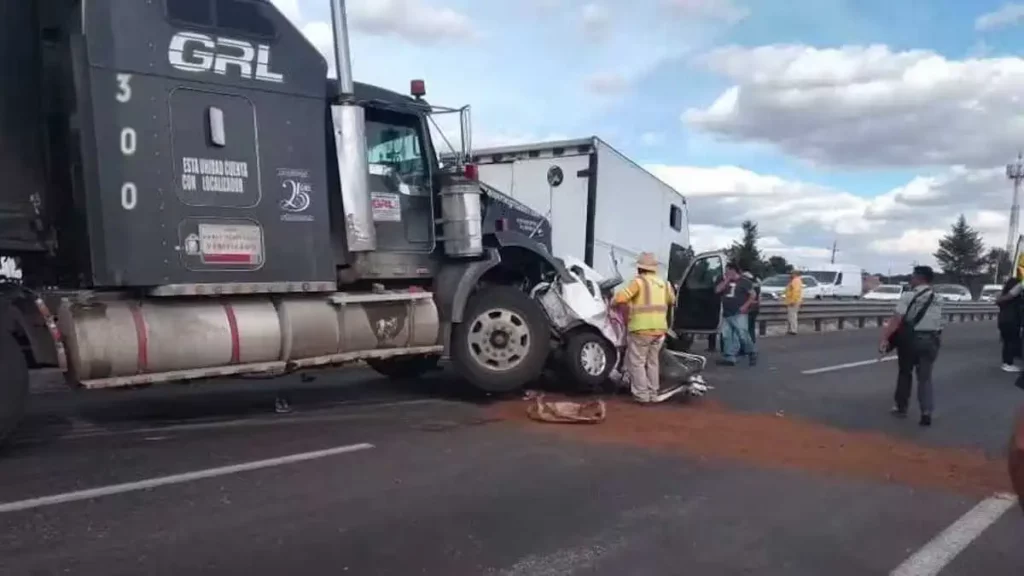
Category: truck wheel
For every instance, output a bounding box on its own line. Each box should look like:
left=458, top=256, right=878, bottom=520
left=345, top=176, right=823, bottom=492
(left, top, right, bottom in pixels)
left=563, top=329, right=616, bottom=390
left=365, top=355, right=441, bottom=379
left=0, top=327, right=29, bottom=445
left=452, top=285, right=550, bottom=393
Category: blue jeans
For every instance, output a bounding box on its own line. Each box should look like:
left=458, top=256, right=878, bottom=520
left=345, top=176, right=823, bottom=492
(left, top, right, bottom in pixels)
left=721, top=314, right=756, bottom=363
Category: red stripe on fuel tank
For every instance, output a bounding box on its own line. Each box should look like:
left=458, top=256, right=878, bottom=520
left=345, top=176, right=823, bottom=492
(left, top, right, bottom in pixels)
left=223, top=302, right=240, bottom=364
left=129, top=304, right=148, bottom=374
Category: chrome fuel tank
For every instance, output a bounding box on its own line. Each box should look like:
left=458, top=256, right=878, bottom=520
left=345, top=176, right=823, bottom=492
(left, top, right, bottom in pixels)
left=57, top=291, right=441, bottom=385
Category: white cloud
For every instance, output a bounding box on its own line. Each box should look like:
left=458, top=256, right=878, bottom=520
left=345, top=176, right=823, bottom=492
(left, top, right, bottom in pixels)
left=685, top=44, right=1024, bottom=168
left=976, top=3, right=1024, bottom=31
left=581, top=3, right=611, bottom=42
left=347, top=0, right=478, bottom=44
left=585, top=72, right=630, bottom=95
left=641, top=132, right=665, bottom=146
left=662, top=0, right=750, bottom=24
left=646, top=163, right=1014, bottom=271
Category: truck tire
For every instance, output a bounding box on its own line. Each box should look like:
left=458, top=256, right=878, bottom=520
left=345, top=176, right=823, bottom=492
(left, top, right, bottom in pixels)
left=563, top=329, right=616, bottom=390
left=0, top=327, right=29, bottom=445
left=365, top=355, right=441, bottom=379
left=451, top=285, right=550, bottom=393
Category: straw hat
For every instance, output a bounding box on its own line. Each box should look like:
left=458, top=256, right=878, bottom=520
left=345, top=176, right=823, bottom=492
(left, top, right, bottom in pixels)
left=636, top=252, right=658, bottom=272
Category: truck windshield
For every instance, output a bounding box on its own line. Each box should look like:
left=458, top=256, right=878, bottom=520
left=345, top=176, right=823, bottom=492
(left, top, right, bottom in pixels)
left=365, top=112, right=429, bottom=196
left=805, top=270, right=838, bottom=284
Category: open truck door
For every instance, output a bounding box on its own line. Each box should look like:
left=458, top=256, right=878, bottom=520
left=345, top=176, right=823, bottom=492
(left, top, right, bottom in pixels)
left=672, top=251, right=726, bottom=336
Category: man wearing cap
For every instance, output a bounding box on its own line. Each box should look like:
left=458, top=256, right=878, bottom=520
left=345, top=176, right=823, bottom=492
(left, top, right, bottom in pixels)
left=613, top=252, right=675, bottom=403
left=878, top=265, right=943, bottom=427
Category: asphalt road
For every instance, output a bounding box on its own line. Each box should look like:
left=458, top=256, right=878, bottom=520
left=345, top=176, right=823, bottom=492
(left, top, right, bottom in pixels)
left=1, top=322, right=1022, bottom=575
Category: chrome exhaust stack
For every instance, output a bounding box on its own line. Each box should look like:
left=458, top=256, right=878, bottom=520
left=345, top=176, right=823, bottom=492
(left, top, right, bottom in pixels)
left=329, top=0, right=375, bottom=252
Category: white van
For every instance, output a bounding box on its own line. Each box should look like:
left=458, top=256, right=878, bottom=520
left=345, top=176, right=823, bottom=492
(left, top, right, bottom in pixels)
left=800, top=264, right=864, bottom=299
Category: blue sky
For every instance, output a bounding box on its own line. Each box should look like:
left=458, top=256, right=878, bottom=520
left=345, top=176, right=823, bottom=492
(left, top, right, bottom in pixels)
left=273, top=0, right=1024, bottom=272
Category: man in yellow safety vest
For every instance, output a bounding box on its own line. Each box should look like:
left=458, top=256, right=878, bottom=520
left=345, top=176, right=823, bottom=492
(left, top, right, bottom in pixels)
left=612, top=252, right=675, bottom=403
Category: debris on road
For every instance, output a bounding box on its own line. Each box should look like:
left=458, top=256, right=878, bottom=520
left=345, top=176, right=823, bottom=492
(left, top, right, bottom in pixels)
left=526, top=394, right=606, bottom=424
left=491, top=398, right=1010, bottom=496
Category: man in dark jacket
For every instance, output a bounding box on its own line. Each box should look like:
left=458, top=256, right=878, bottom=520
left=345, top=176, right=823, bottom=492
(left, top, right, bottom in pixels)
left=744, top=272, right=762, bottom=343
left=997, top=276, right=1023, bottom=373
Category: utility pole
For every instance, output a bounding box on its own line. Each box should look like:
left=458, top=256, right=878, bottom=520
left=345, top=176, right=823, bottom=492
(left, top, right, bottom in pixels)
left=1006, top=152, right=1024, bottom=256
left=829, top=240, right=837, bottom=264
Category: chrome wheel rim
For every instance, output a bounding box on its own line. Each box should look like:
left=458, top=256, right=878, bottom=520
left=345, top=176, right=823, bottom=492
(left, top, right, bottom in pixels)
left=466, top=308, right=531, bottom=372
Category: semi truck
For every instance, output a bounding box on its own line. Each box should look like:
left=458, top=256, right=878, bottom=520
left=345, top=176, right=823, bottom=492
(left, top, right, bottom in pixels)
left=0, top=0, right=568, bottom=444
left=445, top=138, right=692, bottom=286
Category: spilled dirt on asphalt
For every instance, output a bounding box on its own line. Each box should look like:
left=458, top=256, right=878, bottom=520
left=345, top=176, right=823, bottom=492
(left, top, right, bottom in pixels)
left=486, top=396, right=1011, bottom=497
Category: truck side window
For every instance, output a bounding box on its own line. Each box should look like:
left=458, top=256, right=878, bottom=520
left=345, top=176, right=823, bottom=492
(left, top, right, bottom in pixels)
left=166, top=0, right=277, bottom=38
left=365, top=112, right=429, bottom=197
left=836, top=272, right=843, bottom=285
left=167, top=0, right=213, bottom=25
left=669, top=205, right=683, bottom=231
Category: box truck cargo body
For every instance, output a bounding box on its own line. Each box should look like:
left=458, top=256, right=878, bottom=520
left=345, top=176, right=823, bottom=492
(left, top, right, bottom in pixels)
left=463, top=138, right=690, bottom=284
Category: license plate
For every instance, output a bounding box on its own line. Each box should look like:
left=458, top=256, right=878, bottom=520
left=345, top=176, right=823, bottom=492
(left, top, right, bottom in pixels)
left=198, top=223, right=264, bottom=265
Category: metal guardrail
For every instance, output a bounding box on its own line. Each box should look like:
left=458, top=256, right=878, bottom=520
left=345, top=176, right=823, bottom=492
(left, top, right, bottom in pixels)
left=751, top=300, right=997, bottom=336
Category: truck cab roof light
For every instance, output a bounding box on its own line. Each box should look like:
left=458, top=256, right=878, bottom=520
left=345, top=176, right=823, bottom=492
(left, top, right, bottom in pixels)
left=410, top=79, right=426, bottom=98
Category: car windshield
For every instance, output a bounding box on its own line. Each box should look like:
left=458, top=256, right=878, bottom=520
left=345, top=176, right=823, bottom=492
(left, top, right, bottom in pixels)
left=762, top=275, right=789, bottom=287
left=874, top=286, right=901, bottom=293
left=804, top=270, right=838, bottom=283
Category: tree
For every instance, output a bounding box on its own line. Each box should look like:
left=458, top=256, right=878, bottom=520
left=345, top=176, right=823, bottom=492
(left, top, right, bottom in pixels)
left=933, top=214, right=985, bottom=283
left=984, top=247, right=1012, bottom=281
left=765, top=255, right=793, bottom=275
left=727, top=220, right=765, bottom=276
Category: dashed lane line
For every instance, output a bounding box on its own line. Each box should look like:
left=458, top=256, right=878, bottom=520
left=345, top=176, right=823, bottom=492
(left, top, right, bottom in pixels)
left=0, top=443, right=374, bottom=514
left=890, top=492, right=1017, bottom=576
left=801, top=356, right=898, bottom=375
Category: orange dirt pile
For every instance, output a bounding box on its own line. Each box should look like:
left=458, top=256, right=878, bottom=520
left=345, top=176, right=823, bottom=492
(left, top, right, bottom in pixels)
left=486, top=397, right=1011, bottom=497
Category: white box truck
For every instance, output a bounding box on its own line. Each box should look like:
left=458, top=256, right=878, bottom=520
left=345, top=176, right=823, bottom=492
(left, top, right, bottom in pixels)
left=800, top=263, right=864, bottom=299
left=455, top=137, right=691, bottom=284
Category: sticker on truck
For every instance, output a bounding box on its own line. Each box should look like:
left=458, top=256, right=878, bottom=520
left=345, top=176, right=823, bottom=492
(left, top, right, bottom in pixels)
left=371, top=192, right=402, bottom=222
left=194, top=223, right=264, bottom=265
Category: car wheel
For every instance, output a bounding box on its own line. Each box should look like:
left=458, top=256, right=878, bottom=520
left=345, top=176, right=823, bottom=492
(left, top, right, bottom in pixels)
left=562, top=329, right=616, bottom=389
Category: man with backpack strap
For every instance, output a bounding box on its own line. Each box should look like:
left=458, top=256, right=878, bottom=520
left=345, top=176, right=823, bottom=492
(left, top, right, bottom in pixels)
left=878, top=265, right=943, bottom=427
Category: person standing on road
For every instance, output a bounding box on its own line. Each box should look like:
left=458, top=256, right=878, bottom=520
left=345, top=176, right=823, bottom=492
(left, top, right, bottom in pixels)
left=878, top=265, right=943, bottom=427
left=996, top=275, right=1023, bottom=373
left=783, top=269, right=803, bottom=335
left=715, top=263, right=757, bottom=367
left=613, top=252, right=675, bottom=403
left=744, top=271, right=762, bottom=344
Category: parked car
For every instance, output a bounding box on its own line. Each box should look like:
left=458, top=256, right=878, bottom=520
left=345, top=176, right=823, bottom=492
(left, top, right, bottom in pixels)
left=932, top=283, right=972, bottom=302
left=760, top=274, right=824, bottom=301
left=979, top=284, right=1003, bottom=303
left=862, top=284, right=904, bottom=301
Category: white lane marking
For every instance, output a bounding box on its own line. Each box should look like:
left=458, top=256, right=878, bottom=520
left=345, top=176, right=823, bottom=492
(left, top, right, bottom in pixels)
left=890, top=493, right=1017, bottom=576
left=0, top=443, right=374, bottom=514
left=12, top=398, right=446, bottom=444
left=801, top=356, right=897, bottom=375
